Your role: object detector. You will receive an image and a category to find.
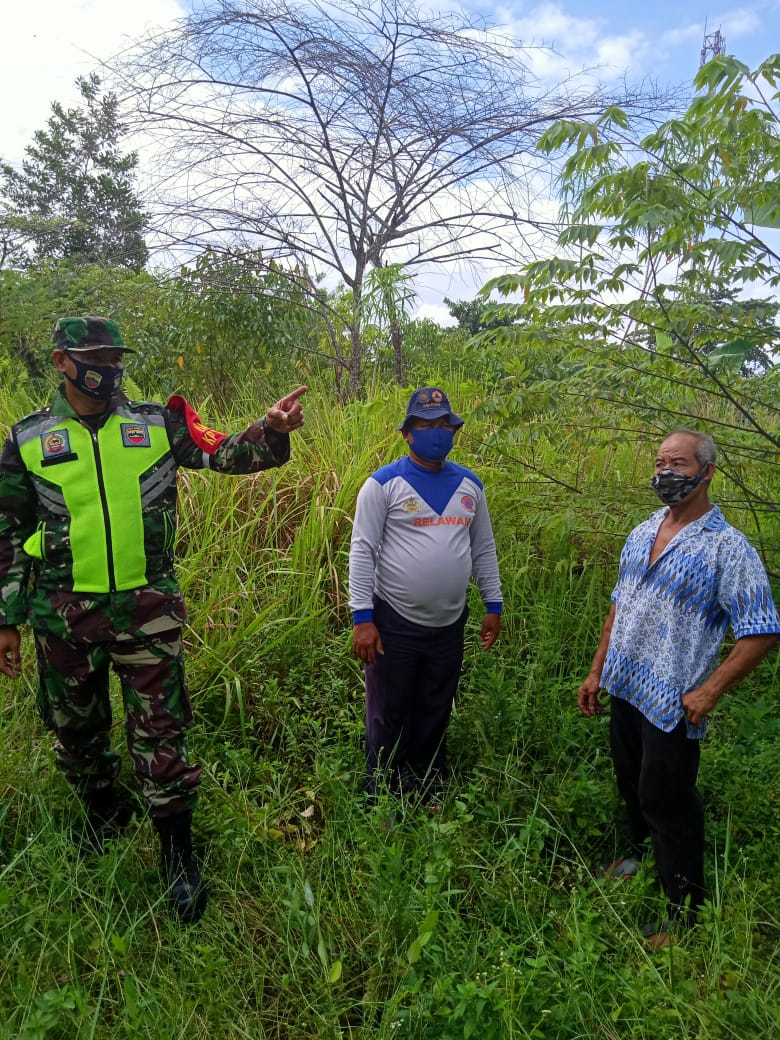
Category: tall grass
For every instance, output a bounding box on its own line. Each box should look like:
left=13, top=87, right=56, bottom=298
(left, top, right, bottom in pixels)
left=1, top=377, right=778, bottom=1038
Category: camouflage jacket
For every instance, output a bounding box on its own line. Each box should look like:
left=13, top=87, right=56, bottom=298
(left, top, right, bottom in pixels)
left=0, top=386, right=290, bottom=629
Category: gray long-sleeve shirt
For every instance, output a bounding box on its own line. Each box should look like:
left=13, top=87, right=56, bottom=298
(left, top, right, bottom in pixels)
left=349, top=455, right=502, bottom=628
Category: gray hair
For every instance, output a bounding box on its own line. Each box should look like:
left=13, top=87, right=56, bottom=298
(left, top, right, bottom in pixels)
left=668, top=428, right=717, bottom=467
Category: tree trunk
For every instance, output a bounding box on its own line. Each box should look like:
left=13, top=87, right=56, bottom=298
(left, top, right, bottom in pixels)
left=349, top=324, right=362, bottom=399
left=391, top=318, right=404, bottom=385
left=348, top=279, right=364, bottom=399
left=14, top=335, right=46, bottom=381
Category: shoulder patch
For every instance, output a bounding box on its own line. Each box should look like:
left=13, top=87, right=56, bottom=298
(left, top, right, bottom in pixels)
left=121, top=423, right=151, bottom=447
left=41, top=428, right=71, bottom=458
left=166, top=395, right=228, bottom=455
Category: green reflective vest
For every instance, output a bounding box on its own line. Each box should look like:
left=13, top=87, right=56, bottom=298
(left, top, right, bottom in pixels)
left=17, top=408, right=173, bottom=593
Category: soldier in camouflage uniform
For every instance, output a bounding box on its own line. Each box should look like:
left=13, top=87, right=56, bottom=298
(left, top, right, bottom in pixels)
left=0, top=316, right=307, bottom=922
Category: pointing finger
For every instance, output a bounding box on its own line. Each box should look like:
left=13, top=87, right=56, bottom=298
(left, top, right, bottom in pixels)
left=280, top=385, right=309, bottom=409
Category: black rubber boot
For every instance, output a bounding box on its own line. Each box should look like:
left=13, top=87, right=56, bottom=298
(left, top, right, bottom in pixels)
left=78, top=786, right=136, bottom=858
left=153, top=810, right=207, bottom=924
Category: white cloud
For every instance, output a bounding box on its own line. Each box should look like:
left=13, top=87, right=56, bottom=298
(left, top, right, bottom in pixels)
left=485, top=4, right=654, bottom=85
left=414, top=302, right=458, bottom=326
left=661, top=22, right=708, bottom=49
left=715, top=7, right=763, bottom=39
left=1, top=1, right=184, bottom=163
left=658, top=7, right=769, bottom=79
left=595, top=33, right=645, bottom=72
left=486, top=3, right=776, bottom=85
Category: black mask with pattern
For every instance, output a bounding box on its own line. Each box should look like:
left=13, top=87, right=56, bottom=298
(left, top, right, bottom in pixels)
left=651, top=466, right=708, bottom=504
left=65, top=357, right=123, bottom=401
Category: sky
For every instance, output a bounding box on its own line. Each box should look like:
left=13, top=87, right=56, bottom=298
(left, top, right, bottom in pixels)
left=2, top=0, right=778, bottom=319
left=474, top=1, right=779, bottom=91
left=0, top=0, right=182, bottom=165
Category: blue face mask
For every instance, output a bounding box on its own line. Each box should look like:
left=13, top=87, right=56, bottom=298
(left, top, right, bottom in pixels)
left=409, top=426, right=454, bottom=462
left=65, top=357, right=123, bottom=401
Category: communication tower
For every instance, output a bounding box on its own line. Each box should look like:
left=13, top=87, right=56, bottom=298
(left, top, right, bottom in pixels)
left=700, top=24, right=726, bottom=67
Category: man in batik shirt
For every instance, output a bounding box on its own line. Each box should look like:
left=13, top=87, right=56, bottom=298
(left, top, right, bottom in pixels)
left=578, top=429, right=779, bottom=946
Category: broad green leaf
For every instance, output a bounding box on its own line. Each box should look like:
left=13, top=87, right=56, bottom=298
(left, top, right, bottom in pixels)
left=317, top=934, right=328, bottom=968
left=742, top=203, right=780, bottom=229
left=419, top=910, right=439, bottom=932
left=705, top=338, right=754, bottom=368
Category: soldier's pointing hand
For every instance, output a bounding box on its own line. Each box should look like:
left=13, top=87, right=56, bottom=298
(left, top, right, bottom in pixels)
left=265, top=385, right=308, bottom=434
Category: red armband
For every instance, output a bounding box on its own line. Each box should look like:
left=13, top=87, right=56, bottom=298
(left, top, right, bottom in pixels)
left=166, top=395, right=229, bottom=455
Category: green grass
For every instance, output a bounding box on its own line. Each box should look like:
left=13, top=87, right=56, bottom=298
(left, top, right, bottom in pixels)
left=1, top=379, right=779, bottom=1038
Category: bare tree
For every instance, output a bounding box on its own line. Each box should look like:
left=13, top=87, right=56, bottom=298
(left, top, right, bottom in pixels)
left=120, top=0, right=646, bottom=396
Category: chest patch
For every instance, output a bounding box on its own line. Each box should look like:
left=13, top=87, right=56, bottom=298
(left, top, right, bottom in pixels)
left=41, top=429, right=71, bottom=458
left=121, top=423, right=151, bottom=447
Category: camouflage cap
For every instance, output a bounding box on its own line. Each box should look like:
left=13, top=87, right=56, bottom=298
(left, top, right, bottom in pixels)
left=53, top=316, right=135, bottom=353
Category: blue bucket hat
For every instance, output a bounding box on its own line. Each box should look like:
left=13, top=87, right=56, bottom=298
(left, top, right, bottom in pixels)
left=398, top=387, right=464, bottom=430
left=397, top=386, right=463, bottom=430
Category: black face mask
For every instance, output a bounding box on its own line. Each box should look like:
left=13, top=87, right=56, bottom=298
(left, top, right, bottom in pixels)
left=65, top=357, right=123, bottom=401
left=651, top=466, right=708, bottom=504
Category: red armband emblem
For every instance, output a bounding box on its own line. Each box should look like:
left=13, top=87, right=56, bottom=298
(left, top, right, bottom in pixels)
left=167, top=395, right=229, bottom=455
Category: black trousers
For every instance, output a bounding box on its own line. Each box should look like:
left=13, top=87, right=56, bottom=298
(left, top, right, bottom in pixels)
left=364, top=596, right=467, bottom=796
left=610, top=696, right=705, bottom=920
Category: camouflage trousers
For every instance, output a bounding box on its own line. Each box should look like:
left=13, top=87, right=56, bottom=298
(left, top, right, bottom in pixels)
left=34, top=624, right=202, bottom=819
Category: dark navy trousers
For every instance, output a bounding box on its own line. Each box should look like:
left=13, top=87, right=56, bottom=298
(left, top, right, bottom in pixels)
left=610, top=696, right=705, bottom=920
left=364, top=596, right=468, bottom=796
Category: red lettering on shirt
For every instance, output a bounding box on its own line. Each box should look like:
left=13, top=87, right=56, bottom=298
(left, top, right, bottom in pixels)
left=413, top=515, right=470, bottom=527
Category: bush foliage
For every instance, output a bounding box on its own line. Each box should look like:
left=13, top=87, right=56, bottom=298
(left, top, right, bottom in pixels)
left=1, top=370, right=778, bottom=1038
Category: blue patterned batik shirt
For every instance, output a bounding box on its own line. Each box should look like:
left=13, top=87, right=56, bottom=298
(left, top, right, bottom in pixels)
left=600, top=506, right=780, bottom=738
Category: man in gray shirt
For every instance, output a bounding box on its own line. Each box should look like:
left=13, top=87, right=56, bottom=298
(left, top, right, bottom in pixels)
left=349, top=388, right=502, bottom=800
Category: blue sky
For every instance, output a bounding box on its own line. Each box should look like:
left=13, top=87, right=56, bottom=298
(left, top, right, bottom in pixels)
left=2, top=0, right=777, bottom=166
left=471, top=2, right=779, bottom=90
left=2, top=1, right=777, bottom=315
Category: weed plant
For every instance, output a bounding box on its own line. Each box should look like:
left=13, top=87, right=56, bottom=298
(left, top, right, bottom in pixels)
left=1, top=378, right=778, bottom=1038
